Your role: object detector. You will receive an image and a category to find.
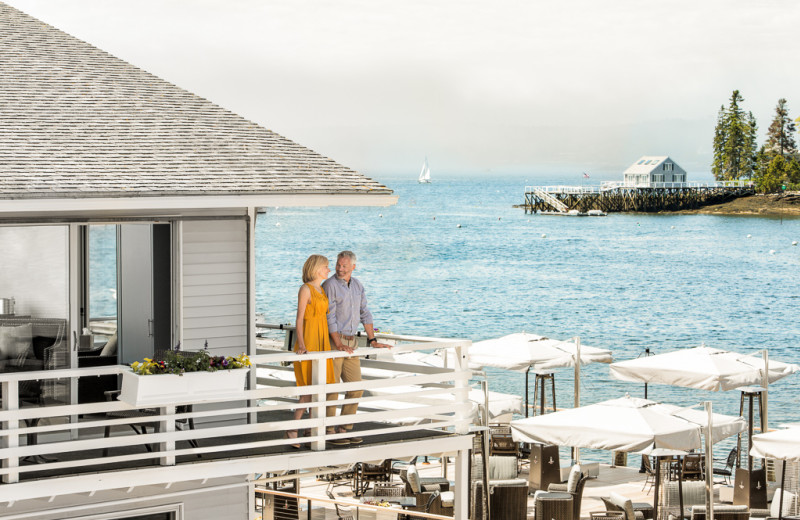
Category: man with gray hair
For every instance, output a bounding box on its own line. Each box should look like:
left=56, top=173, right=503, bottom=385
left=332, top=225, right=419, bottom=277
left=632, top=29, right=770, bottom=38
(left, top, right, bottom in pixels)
left=322, top=250, right=391, bottom=446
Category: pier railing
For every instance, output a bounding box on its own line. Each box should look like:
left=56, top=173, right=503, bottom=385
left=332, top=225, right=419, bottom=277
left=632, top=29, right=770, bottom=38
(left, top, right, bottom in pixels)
left=0, top=331, right=472, bottom=503
left=524, top=179, right=756, bottom=213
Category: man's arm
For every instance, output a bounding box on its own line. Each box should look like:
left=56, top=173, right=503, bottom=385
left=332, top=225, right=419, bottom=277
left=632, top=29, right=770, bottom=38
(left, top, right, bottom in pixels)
left=364, top=323, right=391, bottom=349
left=324, top=280, right=354, bottom=354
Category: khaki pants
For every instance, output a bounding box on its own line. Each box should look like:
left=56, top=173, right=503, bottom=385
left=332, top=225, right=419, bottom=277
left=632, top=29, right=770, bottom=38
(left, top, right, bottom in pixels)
left=326, top=335, right=363, bottom=430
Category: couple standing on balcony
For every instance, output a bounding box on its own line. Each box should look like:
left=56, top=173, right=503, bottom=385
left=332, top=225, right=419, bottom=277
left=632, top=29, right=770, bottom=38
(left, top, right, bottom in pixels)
left=286, top=250, right=392, bottom=448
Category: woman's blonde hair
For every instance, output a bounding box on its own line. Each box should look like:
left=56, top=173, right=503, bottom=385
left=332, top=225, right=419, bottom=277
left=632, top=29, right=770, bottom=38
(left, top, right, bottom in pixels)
left=302, top=254, right=328, bottom=283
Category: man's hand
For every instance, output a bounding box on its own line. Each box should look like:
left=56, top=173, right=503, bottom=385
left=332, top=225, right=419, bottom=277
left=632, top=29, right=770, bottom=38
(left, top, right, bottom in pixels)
left=371, top=340, right=392, bottom=349
left=335, top=343, right=355, bottom=354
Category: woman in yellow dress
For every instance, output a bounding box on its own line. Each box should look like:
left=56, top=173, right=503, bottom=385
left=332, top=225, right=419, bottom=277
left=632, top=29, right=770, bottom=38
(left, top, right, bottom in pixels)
left=286, top=254, right=336, bottom=446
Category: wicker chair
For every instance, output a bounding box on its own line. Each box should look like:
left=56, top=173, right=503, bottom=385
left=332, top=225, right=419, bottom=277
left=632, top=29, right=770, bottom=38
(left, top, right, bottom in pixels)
left=489, top=424, right=519, bottom=457
left=472, top=455, right=529, bottom=520
left=689, top=505, right=750, bottom=520
left=544, top=466, right=589, bottom=520
left=601, top=494, right=654, bottom=520
left=400, top=464, right=454, bottom=517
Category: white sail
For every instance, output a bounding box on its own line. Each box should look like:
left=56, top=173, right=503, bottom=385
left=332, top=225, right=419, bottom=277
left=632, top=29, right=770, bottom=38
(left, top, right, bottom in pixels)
left=418, top=158, right=431, bottom=183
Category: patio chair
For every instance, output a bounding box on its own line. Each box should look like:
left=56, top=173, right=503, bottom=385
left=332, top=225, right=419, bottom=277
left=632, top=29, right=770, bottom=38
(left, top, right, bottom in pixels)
left=682, top=454, right=704, bottom=481
left=472, top=454, right=528, bottom=520
left=400, top=464, right=454, bottom=517
left=326, top=491, right=354, bottom=520
left=352, top=459, right=393, bottom=496
left=601, top=493, right=654, bottom=520
left=712, top=447, right=737, bottom=485
left=489, top=424, right=519, bottom=457
left=641, top=455, right=657, bottom=493
left=600, top=493, right=641, bottom=520
left=544, top=465, right=589, bottom=520
left=690, top=505, right=749, bottom=520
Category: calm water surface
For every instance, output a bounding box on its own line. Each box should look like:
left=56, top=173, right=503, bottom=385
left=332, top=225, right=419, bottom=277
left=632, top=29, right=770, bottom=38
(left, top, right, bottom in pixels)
left=255, top=176, right=800, bottom=454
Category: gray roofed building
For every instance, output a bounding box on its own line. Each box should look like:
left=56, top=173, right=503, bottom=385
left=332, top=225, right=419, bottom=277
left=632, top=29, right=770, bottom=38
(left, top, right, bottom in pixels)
left=0, top=2, right=392, bottom=203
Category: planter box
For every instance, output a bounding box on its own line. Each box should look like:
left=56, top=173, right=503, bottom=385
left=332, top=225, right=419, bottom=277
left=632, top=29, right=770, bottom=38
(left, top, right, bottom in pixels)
left=120, top=369, right=249, bottom=406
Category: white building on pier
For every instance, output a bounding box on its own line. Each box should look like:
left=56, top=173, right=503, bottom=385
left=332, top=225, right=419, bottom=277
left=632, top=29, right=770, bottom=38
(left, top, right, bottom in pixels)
left=623, top=156, right=686, bottom=187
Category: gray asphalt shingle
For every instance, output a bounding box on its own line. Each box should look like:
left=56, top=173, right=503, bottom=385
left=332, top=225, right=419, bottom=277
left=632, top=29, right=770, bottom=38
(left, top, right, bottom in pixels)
left=0, top=3, right=392, bottom=199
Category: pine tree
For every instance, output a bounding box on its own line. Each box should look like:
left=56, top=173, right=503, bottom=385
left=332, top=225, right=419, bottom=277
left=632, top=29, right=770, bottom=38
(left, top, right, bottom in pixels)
left=765, top=98, right=797, bottom=156
left=712, top=90, right=758, bottom=180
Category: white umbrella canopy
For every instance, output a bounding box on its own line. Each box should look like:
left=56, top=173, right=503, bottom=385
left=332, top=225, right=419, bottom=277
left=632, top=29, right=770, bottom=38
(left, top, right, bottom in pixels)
left=750, top=426, right=800, bottom=461
left=469, top=332, right=613, bottom=373
left=609, top=346, right=799, bottom=392
left=509, top=395, right=746, bottom=454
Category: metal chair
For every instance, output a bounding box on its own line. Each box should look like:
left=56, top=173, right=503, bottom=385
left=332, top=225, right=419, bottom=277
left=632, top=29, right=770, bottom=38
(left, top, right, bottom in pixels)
left=713, top=447, right=737, bottom=484
left=641, top=455, right=657, bottom=493
left=326, top=491, right=354, bottom=520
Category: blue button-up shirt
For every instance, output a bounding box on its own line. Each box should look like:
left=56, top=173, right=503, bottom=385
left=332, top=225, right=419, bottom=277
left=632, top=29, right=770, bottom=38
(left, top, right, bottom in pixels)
left=322, top=275, right=374, bottom=336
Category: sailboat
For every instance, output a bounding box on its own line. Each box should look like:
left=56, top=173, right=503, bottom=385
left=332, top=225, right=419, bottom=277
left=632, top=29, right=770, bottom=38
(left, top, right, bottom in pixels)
left=418, top=158, right=431, bottom=184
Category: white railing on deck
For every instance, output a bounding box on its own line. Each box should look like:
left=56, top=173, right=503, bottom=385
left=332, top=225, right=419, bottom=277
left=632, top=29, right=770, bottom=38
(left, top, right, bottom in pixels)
left=525, top=180, right=755, bottom=194
left=0, top=331, right=471, bottom=492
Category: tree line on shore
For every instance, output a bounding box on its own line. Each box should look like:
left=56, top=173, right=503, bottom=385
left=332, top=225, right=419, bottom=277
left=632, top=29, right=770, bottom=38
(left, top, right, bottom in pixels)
left=712, top=90, right=799, bottom=193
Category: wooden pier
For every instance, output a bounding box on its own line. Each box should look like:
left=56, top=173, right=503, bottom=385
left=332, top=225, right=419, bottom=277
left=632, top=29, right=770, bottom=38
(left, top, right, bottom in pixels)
left=524, top=181, right=755, bottom=214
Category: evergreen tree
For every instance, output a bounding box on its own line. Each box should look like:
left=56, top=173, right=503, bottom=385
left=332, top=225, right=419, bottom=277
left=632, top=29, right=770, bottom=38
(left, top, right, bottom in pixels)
left=712, top=90, right=758, bottom=180
left=765, top=98, right=797, bottom=156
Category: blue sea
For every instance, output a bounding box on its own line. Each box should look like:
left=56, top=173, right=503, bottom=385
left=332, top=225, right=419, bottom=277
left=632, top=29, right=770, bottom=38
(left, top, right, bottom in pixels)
left=255, top=175, right=800, bottom=460
left=90, top=174, right=800, bottom=462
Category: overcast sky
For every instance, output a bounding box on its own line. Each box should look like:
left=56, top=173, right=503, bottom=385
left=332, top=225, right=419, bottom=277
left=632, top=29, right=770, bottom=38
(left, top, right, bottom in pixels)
left=7, top=0, right=800, bottom=179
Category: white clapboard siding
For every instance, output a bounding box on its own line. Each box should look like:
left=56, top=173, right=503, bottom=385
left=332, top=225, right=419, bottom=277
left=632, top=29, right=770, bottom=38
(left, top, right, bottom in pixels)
left=182, top=220, right=248, bottom=353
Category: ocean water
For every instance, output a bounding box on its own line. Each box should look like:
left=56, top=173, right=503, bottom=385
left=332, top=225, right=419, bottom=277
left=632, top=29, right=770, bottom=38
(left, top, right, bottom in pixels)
left=255, top=176, right=800, bottom=444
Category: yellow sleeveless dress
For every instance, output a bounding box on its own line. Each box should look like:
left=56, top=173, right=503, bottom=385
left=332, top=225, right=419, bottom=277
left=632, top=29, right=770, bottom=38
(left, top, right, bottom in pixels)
left=293, top=283, right=336, bottom=386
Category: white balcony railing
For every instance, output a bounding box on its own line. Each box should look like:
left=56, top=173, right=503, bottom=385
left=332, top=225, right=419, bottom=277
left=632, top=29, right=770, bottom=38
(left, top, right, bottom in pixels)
left=0, top=331, right=472, bottom=503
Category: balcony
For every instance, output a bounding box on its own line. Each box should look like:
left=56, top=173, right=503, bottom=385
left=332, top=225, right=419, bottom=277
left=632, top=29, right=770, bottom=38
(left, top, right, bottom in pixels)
left=0, top=332, right=472, bottom=504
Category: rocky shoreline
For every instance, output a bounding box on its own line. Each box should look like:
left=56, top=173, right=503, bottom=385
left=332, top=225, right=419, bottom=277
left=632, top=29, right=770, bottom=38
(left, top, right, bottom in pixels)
left=675, top=192, right=800, bottom=216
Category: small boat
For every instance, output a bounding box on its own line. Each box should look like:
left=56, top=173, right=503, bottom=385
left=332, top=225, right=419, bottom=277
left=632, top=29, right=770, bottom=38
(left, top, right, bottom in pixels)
left=418, top=158, right=431, bottom=184
left=587, top=209, right=607, bottom=216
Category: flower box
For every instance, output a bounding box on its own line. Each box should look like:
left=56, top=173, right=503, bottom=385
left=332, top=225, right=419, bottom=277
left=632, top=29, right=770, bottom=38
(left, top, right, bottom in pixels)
left=119, top=369, right=249, bottom=406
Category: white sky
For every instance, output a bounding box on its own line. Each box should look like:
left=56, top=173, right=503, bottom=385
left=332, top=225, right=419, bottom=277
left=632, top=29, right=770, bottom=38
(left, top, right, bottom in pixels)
left=6, top=0, right=800, bottom=178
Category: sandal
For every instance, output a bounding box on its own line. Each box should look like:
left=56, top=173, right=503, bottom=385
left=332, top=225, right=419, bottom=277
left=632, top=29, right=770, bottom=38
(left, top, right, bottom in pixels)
left=284, top=430, right=301, bottom=449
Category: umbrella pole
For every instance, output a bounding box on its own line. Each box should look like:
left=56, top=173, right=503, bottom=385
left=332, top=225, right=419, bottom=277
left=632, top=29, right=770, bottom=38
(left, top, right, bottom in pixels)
left=525, top=367, right=530, bottom=418
left=705, top=401, right=714, bottom=520
left=762, top=349, right=769, bottom=435
left=653, top=456, right=660, bottom=520
left=778, top=459, right=786, bottom=520
left=574, top=337, right=581, bottom=464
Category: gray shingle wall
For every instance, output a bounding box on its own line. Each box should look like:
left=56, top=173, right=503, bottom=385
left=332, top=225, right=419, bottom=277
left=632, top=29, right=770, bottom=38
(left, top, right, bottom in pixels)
left=0, top=3, right=391, bottom=199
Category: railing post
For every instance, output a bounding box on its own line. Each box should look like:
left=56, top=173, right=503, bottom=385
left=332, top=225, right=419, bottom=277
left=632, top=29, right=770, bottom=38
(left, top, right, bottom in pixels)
left=310, top=358, right=326, bottom=451
left=453, top=341, right=471, bottom=435
left=160, top=404, right=176, bottom=466
left=1, top=380, right=20, bottom=483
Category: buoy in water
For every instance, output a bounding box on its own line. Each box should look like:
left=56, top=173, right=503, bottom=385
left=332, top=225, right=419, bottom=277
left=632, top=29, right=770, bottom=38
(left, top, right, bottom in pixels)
left=456, top=224, right=462, bottom=228
left=379, top=214, right=383, bottom=218
left=769, top=250, right=776, bottom=255
left=671, top=226, right=675, bottom=229
left=747, top=234, right=752, bottom=238
left=541, top=234, right=547, bottom=238
left=275, top=223, right=280, bottom=227
left=792, top=241, right=798, bottom=246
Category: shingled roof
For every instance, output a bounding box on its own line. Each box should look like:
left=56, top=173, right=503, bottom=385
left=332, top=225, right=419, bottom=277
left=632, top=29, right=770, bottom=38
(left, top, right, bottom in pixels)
left=0, top=3, right=392, bottom=200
